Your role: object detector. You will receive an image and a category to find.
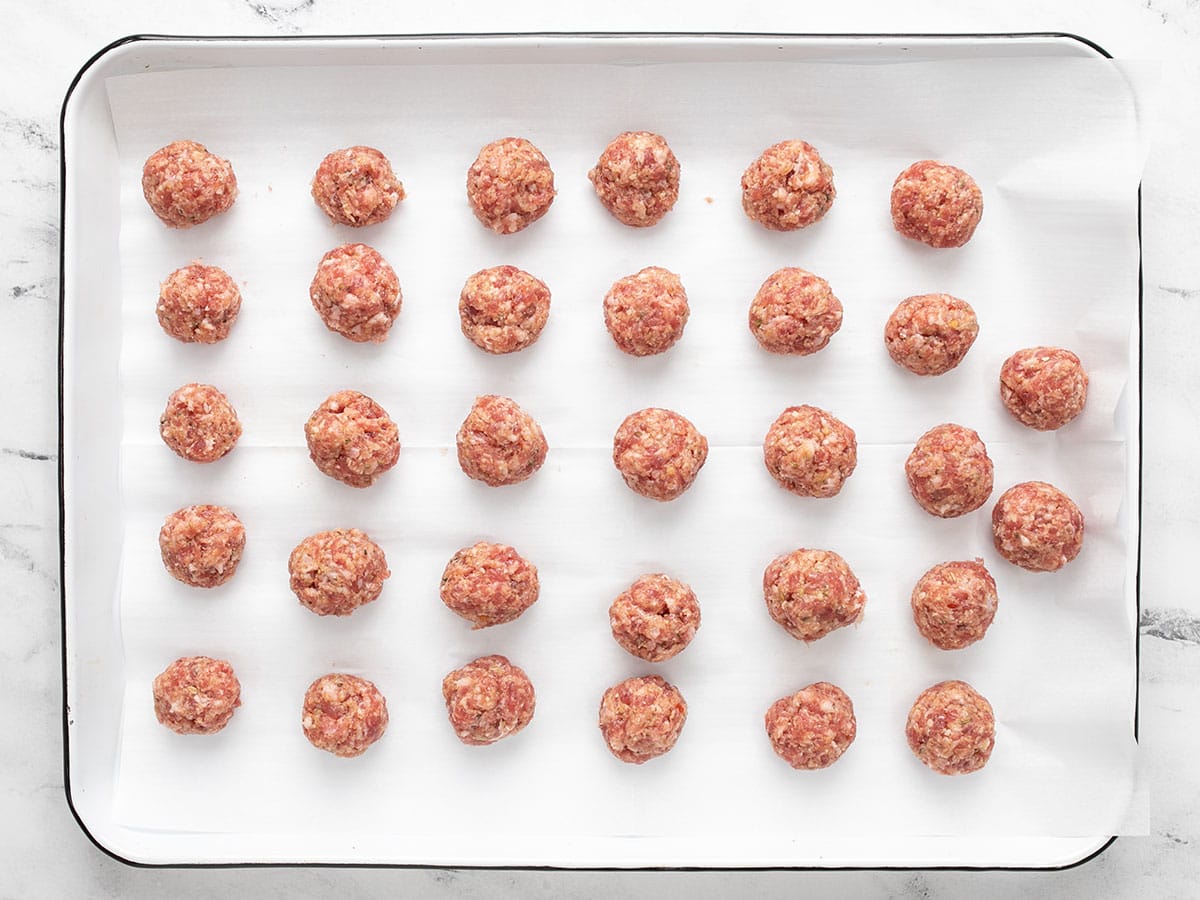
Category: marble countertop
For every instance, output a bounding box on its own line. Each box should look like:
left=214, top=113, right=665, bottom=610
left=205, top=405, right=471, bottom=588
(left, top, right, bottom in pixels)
left=6, top=1, right=1198, bottom=895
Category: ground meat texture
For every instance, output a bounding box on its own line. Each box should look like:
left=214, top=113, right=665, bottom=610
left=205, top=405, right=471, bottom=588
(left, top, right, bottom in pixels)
left=459, top=265, right=551, bottom=354
left=612, top=408, right=708, bottom=502
left=891, top=160, right=983, bottom=249
left=763, top=548, right=866, bottom=642
left=309, top=243, right=401, bottom=343
left=991, top=481, right=1085, bottom=572
left=157, top=264, right=242, bottom=344
left=609, top=573, right=701, bottom=662
left=603, top=267, right=690, bottom=357
left=301, top=673, right=389, bottom=758
left=911, top=559, right=999, bottom=650
left=152, top=656, right=241, bottom=735
left=906, top=680, right=996, bottom=775
left=443, top=655, right=536, bottom=746
left=884, top=293, right=979, bottom=376
left=141, top=140, right=237, bottom=228
left=741, top=140, right=836, bottom=231
left=999, top=346, right=1089, bottom=431
left=764, top=682, right=857, bottom=770
left=159, top=504, right=245, bottom=588
left=598, top=675, right=687, bottom=764
left=763, top=405, right=857, bottom=498
left=748, top=267, right=843, bottom=355
left=288, top=528, right=390, bottom=617
left=588, top=131, right=680, bottom=227
left=456, top=395, right=548, bottom=487
left=159, top=383, right=242, bottom=463
left=905, top=423, right=994, bottom=518
left=439, top=541, right=539, bottom=628
left=304, top=390, right=400, bottom=488
left=466, top=137, right=556, bottom=234
left=311, top=145, right=404, bottom=227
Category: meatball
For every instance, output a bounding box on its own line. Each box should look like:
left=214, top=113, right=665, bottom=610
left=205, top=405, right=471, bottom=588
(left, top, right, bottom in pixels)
left=884, top=293, right=979, bottom=376
left=764, top=682, right=857, bottom=770
left=748, top=267, right=843, bottom=355
left=304, top=390, right=400, bottom=488
left=141, top=140, right=237, bottom=228
left=439, top=541, right=539, bottom=628
left=301, top=673, right=389, bottom=758
left=442, top=654, right=536, bottom=746
left=466, top=137, right=556, bottom=234
left=588, top=131, right=680, bottom=227
left=906, top=680, right=996, bottom=775
left=763, top=548, right=866, bottom=642
left=459, top=265, right=551, bottom=354
left=159, top=504, right=245, bottom=589
left=159, top=383, right=242, bottom=463
left=288, top=528, right=390, bottom=617
left=763, top=405, right=857, bottom=498
left=612, top=407, right=708, bottom=502
left=157, top=263, right=242, bottom=344
left=311, top=145, right=404, bottom=227
left=991, top=481, right=1085, bottom=572
left=904, top=423, right=994, bottom=518
left=999, top=346, right=1089, bottom=431
left=152, top=656, right=241, bottom=735
left=603, top=266, right=690, bottom=357
left=609, top=573, right=701, bottom=662
left=911, top=559, right=999, bottom=650
left=741, top=139, right=836, bottom=231
left=456, top=395, right=548, bottom=487
left=598, top=675, right=687, bottom=764
left=891, top=160, right=983, bottom=249
left=309, top=243, right=402, bottom=343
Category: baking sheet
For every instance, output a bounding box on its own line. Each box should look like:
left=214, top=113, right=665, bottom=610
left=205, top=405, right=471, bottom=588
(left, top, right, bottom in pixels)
left=95, top=48, right=1149, bottom=855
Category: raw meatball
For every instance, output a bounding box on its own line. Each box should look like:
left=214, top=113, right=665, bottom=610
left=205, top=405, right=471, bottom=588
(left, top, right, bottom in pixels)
left=159, top=504, right=245, bottom=589
left=439, top=541, right=539, bottom=628
left=304, top=390, right=400, bottom=488
left=891, top=160, right=983, bottom=249
left=904, top=423, right=994, bottom=518
left=609, top=573, right=701, bottom=662
left=588, top=131, right=680, bottom=227
left=456, top=395, right=548, bottom=487
left=157, top=263, right=242, bottom=344
left=309, top=243, right=401, bottom=343
left=764, top=682, right=857, bottom=770
left=763, top=548, right=866, bottom=642
left=311, top=145, right=404, bottom=227
left=991, top=481, right=1085, bottom=572
left=442, top=654, right=536, bottom=746
left=603, top=266, right=690, bottom=356
left=598, top=675, right=687, bottom=764
left=999, top=346, right=1089, bottom=431
left=141, top=140, right=237, bottom=228
left=612, top=407, right=708, bottom=502
left=906, top=680, right=996, bottom=775
left=152, top=656, right=241, bottom=735
left=741, top=140, right=836, bottom=231
left=459, top=265, right=551, bottom=354
left=748, top=267, right=843, bottom=355
left=301, top=673, right=389, bottom=758
left=288, top=528, right=390, bottom=617
left=763, top=405, right=857, bottom=498
left=466, top=137, right=556, bottom=234
left=884, top=293, right=979, bottom=376
left=911, top=559, right=999, bottom=650
left=159, top=383, right=242, bottom=463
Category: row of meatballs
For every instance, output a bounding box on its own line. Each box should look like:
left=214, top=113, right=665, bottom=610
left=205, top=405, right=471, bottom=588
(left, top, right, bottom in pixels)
left=142, top=136, right=980, bottom=246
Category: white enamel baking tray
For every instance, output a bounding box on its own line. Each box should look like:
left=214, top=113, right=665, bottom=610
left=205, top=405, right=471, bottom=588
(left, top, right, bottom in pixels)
left=60, top=33, right=1140, bottom=869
